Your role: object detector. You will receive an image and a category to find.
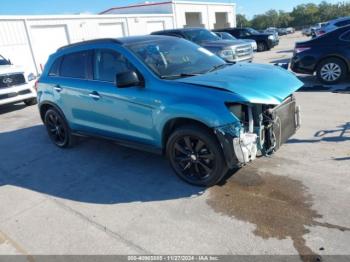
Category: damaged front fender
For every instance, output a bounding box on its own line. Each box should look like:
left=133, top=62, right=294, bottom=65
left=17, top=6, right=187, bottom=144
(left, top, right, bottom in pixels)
left=214, top=123, right=258, bottom=169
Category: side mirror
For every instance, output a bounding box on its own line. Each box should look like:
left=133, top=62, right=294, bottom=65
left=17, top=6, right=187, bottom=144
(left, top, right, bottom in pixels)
left=8, top=59, right=12, bottom=65
left=116, top=71, right=143, bottom=88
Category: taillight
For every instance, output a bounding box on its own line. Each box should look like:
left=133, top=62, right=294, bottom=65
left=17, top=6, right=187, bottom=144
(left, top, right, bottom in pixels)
left=34, top=79, right=39, bottom=91
left=295, top=47, right=311, bottom=54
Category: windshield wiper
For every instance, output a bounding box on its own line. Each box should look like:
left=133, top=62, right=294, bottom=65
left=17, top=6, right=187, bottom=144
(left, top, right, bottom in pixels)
left=207, top=63, right=231, bottom=73
left=160, top=73, right=200, bottom=79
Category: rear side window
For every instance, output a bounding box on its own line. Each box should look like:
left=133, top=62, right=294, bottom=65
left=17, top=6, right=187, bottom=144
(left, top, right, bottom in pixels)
left=60, top=51, right=90, bottom=79
left=48, top=57, right=62, bottom=76
left=335, top=20, right=350, bottom=27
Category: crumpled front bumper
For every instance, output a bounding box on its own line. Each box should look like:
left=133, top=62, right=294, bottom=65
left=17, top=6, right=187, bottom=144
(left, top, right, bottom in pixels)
left=214, top=96, right=301, bottom=169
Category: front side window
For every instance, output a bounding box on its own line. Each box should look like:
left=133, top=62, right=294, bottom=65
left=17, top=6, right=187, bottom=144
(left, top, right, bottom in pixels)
left=60, top=51, right=90, bottom=79
left=93, top=49, right=136, bottom=83
left=127, top=38, right=225, bottom=79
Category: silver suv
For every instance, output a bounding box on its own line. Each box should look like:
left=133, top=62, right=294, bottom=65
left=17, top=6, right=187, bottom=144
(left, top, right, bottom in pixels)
left=0, top=54, right=37, bottom=106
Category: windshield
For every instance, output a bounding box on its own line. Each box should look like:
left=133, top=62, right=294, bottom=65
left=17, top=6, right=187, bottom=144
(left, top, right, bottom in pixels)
left=221, top=32, right=236, bottom=40
left=247, top=28, right=260, bottom=34
left=127, top=38, right=225, bottom=79
left=0, top=55, right=10, bottom=66
left=182, top=29, right=220, bottom=44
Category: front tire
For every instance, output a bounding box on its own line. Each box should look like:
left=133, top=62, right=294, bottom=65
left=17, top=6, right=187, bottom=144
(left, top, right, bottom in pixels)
left=166, top=125, right=228, bottom=187
left=44, top=108, right=74, bottom=148
left=24, top=98, right=37, bottom=106
left=316, top=58, right=347, bottom=84
left=257, top=42, right=268, bottom=52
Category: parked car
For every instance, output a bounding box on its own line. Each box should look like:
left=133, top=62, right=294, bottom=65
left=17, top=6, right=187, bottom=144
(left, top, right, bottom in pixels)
left=265, top=27, right=280, bottom=39
left=213, top=31, right=257, bottom=51
left=291, top=25, right=350, bottom=84
left=151, top=28, right=253, bottom=63
left=314, top=17, right=350, bottom=37
left=37, top=36, right=302, bottom=186
left=302, top=27, right=312, bottom=36
left=277, top=28, right=288, bottom=36
left=213, top=27, right=279, bottom=52
left=0, top=54, right=37, bottom=106
left=310, top=22, right=327, bottom=38
left=286, top=27, right=295, bottom=34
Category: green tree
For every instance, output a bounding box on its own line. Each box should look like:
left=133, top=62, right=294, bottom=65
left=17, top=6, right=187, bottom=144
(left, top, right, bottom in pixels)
left=236, top=14, right=250, bottom=28
left=239, top=1, right=350, bottom=29
left=278, top=10, right=293, bottom=27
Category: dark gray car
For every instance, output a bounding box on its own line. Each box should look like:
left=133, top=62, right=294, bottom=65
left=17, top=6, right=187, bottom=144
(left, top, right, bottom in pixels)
left=151, top=28, right=253, bottom=63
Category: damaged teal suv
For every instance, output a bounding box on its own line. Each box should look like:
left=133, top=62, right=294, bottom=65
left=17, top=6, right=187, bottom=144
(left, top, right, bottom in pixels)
left=37, top=35, right=302, bottom=186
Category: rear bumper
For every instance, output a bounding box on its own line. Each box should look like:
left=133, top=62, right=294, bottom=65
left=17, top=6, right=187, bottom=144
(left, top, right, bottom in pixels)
left=290, top=54, right=316, bottom=75
left=0, top=82, right=37, bottom=106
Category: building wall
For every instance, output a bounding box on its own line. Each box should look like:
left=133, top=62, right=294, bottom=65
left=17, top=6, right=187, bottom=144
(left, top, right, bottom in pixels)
left=101, top=1, right=236, bottom=30
left=0, top=14, right=174, bottom=75
left=100, top=2, right=173, bottom=14
left=172, top=2, right=236, bottom=29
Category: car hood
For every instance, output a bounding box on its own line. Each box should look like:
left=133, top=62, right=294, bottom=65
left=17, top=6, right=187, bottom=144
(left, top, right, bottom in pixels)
left=243, top=39, right=256, bottom=44
left=200, top=39, right=249, bottom=48
left=0, top=65, right=25, bottom=75
left=175, top=63, right=303, bottom=105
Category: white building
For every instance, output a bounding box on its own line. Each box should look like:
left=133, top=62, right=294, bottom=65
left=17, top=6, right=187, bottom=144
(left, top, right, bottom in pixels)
left=0, top=1, right=236, bottom=75
left=101, top=1, right=236, bottom=30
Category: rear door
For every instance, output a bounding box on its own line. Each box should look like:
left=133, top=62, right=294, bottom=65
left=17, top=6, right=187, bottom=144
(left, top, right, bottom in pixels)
left=49, top=50, right=98, bottom=130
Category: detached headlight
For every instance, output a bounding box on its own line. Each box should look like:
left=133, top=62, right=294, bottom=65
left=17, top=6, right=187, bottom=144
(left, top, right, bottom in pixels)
left=219, top=48, right=235, bottom=60
left=27, top=73, right=37, bottom=82
left=268, top=35, right=274, bottom=40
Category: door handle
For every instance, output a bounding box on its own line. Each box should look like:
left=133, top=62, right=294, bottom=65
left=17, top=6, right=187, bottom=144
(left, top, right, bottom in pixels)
left=54, top=85, right=62, bottom=92
left=89, top=91, right=100, bottom=100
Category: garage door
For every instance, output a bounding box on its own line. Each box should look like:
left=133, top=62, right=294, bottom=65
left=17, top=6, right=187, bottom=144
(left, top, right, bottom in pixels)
left=30, top=25, right=69, bottom=72
left=146, top=21, right=165, bottom=34
left=99, top=23, right=125, bottom=38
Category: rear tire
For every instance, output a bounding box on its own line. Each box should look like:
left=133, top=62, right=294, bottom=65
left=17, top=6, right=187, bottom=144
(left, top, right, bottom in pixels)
left=44, top=108, right=75, bottom=148
left=24, top=98, right=37, bottom=106
left=166, top=125, right=228, bottom=187
left=316, top=58, right=347, bottom=84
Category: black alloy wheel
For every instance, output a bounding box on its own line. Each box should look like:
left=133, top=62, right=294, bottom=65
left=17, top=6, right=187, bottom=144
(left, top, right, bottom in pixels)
left=167, top=126, right=228, bottom=187
left=44, top=108, right=73, bottom=148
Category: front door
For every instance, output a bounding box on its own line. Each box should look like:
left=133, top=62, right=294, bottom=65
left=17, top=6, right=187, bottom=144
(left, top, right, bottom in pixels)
left=83, top=49, right=156, bottom=145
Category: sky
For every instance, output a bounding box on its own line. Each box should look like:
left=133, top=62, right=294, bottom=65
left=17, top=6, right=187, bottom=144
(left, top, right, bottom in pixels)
left=0, top=0, right=343, bottom=18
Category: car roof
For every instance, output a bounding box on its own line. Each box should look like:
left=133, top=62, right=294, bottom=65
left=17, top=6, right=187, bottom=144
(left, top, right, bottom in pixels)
left=152, top=27, right=208, bottom=34
left=329, top=16, right=350, bottom=23
left=57, top=35, right=173, bottom=52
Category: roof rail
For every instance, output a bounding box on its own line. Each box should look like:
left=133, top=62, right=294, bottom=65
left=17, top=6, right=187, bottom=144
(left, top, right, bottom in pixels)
left=57, top=38, right=122, bottom=51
